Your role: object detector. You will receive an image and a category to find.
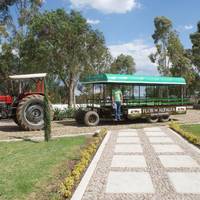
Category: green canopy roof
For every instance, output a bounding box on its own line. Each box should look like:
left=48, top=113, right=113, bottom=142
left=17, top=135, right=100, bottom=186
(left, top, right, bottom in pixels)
left=82, top=74, right=186, bottom=85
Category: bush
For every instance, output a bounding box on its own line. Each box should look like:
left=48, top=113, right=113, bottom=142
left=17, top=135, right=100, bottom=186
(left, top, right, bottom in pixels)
left=60, top=128, right=107, bottom=199
left=169, top=121, right=200, bottom=145
left=53, top=107, right=76, bottom=120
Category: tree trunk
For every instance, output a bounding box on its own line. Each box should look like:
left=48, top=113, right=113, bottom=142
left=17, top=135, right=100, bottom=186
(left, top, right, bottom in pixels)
left=68, top=84, right=74, bottom=107
left=68, top=72, right=75, bottom=107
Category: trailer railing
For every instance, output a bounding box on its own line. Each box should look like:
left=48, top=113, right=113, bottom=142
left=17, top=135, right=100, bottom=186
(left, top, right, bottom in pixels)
left=86, top=97, right=191, bottom=107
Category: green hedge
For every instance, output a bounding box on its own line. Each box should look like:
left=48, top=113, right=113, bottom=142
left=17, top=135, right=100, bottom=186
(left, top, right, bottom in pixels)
left=169, top=121, right=200, bottom=145
left=53, top=107, right=76, bottom=120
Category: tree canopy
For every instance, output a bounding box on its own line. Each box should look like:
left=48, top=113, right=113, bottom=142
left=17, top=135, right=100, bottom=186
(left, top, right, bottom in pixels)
left=190, top=21, right=200, bottom=72
left=110, top=54, right=136, bottom=74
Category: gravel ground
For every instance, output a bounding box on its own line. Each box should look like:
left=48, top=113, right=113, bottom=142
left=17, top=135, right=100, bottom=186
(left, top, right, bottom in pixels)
left=0, top=109, right=199, bottom=141
left=81, top=126, right=200, bottom=200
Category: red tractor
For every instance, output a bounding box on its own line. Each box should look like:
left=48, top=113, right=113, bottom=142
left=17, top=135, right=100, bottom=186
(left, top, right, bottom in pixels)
left=0, top=73, right=50, bottom=131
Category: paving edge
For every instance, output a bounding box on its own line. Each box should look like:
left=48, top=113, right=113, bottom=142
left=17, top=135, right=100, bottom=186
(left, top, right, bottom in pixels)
left=71, top=131, right=111, bottom=200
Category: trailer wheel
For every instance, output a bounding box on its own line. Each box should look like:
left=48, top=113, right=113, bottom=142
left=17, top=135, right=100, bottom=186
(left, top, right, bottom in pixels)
left=84, top=111, right=99, bottom=126
left=160, top=115, right=170, bottom=122
left=75, top=109, right=86, bottom=124
left=147, top=115, right=159, bottom=123
left=16, top=94, right=52, bottom=131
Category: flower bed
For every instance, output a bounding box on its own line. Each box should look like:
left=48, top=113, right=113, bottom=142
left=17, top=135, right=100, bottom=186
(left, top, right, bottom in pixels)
left=169, top=121, right=200, bottom=145
left=60, top=128, right=107, bottom=199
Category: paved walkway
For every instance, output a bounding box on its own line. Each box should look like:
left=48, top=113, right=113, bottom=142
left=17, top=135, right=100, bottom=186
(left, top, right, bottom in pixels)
left=72, top=127, right=200, bottom=200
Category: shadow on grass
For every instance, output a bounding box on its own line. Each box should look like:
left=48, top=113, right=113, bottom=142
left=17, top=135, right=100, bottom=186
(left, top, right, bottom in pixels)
left=10, top=136, right=40, bottom=143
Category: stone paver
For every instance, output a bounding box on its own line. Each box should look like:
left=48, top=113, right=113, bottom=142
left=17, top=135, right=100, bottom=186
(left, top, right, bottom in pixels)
left=106, top=171, right=154, bottom=193
left=116, top=137, right=140, bottom=143
left=159, top=155, right=199, bottom=168
left=111, top=155, right=147, bottom=168
left=115, top=144, right=143, bottom=153
left=148, top=136, right=174, bottom=143
left=73, top=126, right=200, bottom=200
left=168, top=172, right=200, bottom=194
left=145, top=131, right=167, bottom=137
left=118, top=132, right=138, bottom=137
left=152, top=144, right=184, bottom=153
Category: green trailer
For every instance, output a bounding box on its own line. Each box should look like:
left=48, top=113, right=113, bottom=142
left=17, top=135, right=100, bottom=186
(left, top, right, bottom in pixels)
left=75, top=73, right=190, bottom=126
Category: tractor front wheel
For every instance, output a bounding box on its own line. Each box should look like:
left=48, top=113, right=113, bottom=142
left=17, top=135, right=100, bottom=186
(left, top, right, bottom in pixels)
left=16, top=95, right=44, bottom=131
left=84, top=111, right=100, bottom=126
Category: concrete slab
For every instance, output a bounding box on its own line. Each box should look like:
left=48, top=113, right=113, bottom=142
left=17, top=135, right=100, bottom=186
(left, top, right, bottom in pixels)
left=120, top=129, right=138, bottom=132
left=114, top=144, right=143, bottom=153
left=117, top=137, right=140, bottom=143
left=106, top=171, right=154, bottom=193
left=118, top=132, right=138, bottom=137
left=145, top=131, right=167, bottom=137
left=168, top=172, right=200, bottom=194
left=148, top=137, right=174, bottom=144
left=152, top=144, right=184, bottom=153
left=159, top=155, right=199, bottom=168
left=111, top=155, right=147, bottom=168
left=143, top=127, right=162, bottom=132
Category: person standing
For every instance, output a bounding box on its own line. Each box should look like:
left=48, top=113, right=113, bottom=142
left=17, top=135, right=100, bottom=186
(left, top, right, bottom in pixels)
left=112, top=86, right=123, bottom=121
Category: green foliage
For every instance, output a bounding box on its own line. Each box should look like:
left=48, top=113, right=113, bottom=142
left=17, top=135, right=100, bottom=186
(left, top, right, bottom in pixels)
left=167, top=31, right=195, bottom=86
left=170, top=121, right=200, bottom=145
left=44, top=79, right=51, bottom=141
left=150, top=16, right=197, bottom=94
left=190, top=21, right=200, bottom=72
left=60, top=129, right=107, bottom=199
left=110, top=54, right=136, bottom=74
left=22, top=9, right=111, bottom=106
left=150, top=16, right=172, bottom=75
left=53, top=107, right=76, bottom=121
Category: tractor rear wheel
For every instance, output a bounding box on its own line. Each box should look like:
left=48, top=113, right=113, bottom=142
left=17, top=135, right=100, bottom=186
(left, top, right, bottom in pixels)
left=16, top=95, right=45, bottom=131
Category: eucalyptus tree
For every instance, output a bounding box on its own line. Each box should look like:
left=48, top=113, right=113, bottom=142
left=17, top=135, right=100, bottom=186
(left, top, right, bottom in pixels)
left=149, top=16, right=172, bottom=75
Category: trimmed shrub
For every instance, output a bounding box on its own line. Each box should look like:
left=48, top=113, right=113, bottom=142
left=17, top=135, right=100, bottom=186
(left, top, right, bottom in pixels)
left=169, top=121, right=200, bottom=145
left=60, top=128, right=107, bottom=199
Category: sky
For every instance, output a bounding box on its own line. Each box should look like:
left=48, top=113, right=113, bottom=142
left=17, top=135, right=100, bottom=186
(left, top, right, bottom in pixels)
left=41, top=0, right=200, bottom=75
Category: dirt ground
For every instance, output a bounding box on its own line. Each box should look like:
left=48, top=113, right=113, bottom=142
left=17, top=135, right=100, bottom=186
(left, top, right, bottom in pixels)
left=0, top=109, right=199, bottom=141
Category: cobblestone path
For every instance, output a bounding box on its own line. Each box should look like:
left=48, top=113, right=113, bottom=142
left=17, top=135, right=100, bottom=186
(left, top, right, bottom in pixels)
left=73, top=127, right=200, bottom=200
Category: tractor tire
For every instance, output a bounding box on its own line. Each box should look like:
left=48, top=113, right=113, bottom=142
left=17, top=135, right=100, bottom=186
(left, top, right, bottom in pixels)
left=160, top=115, right=170, bottom=122
left=16, top=95, right=45, bottom=131
left=13, top=115, right=20, bottom=126
left=147, top=115, right=159, bottom=123
left=75, top=109, right=86, bottom=124
left=84, top=111, right=100, bottom=126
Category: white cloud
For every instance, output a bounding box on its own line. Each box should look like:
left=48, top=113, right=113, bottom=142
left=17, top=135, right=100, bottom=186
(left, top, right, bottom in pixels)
left=70, top=0, right=139, bottom=14
left=184, top=24, right=193, bottom=30
left=109, top=40, right=158, bottom=75
left=87, top=18, right=100, bottom=25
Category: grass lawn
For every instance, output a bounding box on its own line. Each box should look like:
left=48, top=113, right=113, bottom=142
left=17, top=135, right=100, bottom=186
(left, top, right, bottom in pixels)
left=0, top=136, right=87, bottom=200
left=180, top=124, right=200, bottom=137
